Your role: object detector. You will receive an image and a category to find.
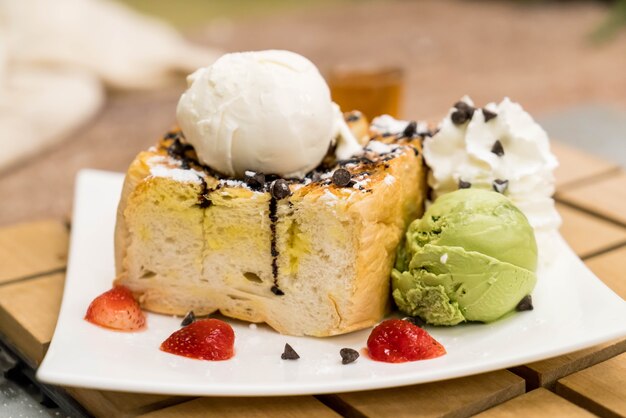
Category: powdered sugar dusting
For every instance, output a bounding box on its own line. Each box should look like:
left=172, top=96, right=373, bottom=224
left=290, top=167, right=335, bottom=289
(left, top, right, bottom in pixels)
left=366, top=140, right=398, bottom=155
left=353, top=177, right=371, bottom=190
left=150, top=165, right=203, bottom=183
left=220, top=179, right=248, bottom=189
left=371, top=115, right=429, bottom=136
left=384, top=174, right=396, bottom=185
left=146, top=155, right=170, bottom=165
left=147, top=155, right=204, bottom=183
left=321, top=189, right=339, bottom=205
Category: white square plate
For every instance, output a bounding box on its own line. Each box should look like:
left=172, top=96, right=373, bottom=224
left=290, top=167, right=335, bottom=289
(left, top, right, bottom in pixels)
left=37, top=169, right=626, bottom=396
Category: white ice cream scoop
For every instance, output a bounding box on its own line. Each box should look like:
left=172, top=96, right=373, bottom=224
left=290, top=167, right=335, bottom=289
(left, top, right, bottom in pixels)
left=177, top=50, right=361, bottom=179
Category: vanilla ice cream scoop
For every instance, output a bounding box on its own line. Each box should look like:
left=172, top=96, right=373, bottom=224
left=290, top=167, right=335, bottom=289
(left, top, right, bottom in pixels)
left=177, top=50, right=360, bottom=178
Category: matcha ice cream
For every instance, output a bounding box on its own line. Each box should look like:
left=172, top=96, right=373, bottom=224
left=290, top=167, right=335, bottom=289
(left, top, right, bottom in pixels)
left=392, top=188, right=537, bottom=325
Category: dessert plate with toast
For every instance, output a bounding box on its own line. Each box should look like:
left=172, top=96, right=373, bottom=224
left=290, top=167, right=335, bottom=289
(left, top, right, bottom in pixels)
left=37, top=51, right=626, bottom=396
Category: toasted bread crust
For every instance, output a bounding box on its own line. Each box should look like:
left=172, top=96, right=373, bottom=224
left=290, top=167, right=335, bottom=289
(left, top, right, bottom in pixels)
left=115, top=130, right=426, bottom=336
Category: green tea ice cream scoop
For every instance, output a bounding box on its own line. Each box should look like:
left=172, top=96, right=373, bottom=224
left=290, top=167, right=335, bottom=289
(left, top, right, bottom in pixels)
left=392, top=188, right=537, bottom=326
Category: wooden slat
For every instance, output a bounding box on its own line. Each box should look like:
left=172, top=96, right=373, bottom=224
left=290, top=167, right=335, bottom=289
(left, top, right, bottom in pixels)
left=0, top=220, right=68, bottom=284
left=510, top=338, right=626, bottom=390
left=551, top=141, right=620, bottom=189
left=556, top=352, right=626, bottom=418
left=318, top=370, right=524, bottom=418
left=65, top=387, right=189, bottom=418
left=557, top=170, right=626, bottom=226
left=137, top=396, right=340, bottom=418
left=0, top=269, right=187, bottom=417
left=0, top=273, right=64, bottom=365
left=475, top=388, right=595, bottom=417
left=557, top=203, right=626, bottom=258
left=585, top=246, right=626, bottom=300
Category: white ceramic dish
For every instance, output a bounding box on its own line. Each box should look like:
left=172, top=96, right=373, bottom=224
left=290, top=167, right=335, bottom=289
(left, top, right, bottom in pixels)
left=37, top=169, right=626, bottom=396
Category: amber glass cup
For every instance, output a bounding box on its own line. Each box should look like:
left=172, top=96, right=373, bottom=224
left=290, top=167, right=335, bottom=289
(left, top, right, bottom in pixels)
left=327, top=66, right=404, bottom=120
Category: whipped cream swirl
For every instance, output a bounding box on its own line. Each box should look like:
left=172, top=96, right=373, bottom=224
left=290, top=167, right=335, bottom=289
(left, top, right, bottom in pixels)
left=423, top=97, right=560, bottom=231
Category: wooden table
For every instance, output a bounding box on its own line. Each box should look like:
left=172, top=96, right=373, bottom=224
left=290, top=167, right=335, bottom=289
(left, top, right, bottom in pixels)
left=0, top=140, right=625, bottom=417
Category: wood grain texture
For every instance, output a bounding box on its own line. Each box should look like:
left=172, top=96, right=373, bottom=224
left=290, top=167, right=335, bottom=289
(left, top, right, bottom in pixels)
left=510, top=338, right=626, bottom=390
left=556, top=352, right=626, bottom=418
left=136, top=396, right=340, bottom=418
left=318, top=370, right=524, bottom=418
left=0, top=273, right=64, bottom=366
left=557, top=203, right=626, bottom=259
left=585, top=246, right=626, bottom=300
left=64, top=387, right=189, bottom=418
left=551, top=141, right=620, bottom=189
left=557, top=170, right=626, bottom=227
left=475, top=388, right=595, bottom=418
left=0, top=220, right=68, bottom=284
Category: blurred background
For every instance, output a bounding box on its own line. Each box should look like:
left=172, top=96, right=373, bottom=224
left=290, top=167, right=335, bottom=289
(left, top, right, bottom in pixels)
left=1, top=0, right=625, bottom=226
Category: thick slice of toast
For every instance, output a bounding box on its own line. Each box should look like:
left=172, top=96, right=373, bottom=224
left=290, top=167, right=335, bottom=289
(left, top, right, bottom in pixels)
left=115, top=120, right=426, bottom=336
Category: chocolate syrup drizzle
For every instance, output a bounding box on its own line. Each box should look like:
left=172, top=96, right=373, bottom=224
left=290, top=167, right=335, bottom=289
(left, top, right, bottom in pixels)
left=268, top=196, right=284, bottom=296
left=160, top=127, right=429, bottom=298
left=197, top=178, right=212, bottom=208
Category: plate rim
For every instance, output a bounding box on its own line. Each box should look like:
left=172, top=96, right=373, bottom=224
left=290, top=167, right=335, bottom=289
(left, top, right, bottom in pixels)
left=36, top=168, right=626, bottom=396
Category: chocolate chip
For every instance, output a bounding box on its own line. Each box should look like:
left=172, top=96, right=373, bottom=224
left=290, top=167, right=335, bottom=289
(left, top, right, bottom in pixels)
left=281, top=343, right=300, bottom=360
left=403, top=121, right=417, bottom=138
left=412, top=147, right=420, bottom=157
left=454, top=101, right=473, bottom=112
left=198, top=178, right=212, bottom=208
left=181, top=311, right=196, bottom=326
left=455, top=101, right=475, bottom=117
left=493, top=179, right=509, bottom=194
left=164, top=131, right=180, bottom=140
left=340, top=348, right=359, bottom=364
left=451, top=101, right=475, bottom=125
left=244, top=171, right=265, bottom=190
left=482, top=108, right=498, bottom=122
left=403, top=316, right=426, bottom=327
left=516, top=295, right=534, bottom=311
left=346, top=112, right=361, bottom=122
left=458, top=179, right=472, bottom=189
left=310, top=172, right=323, bottom=182
left=332, top=168, right=352, bottom=187
left=451, top=110, right=469, bottom=125
left=270, top=179, right=291, bottom=200
left=167, top=138, right=185, bottom=159
left=271, top=285, right=284, bottom=296
left=491, top=140, right=505, bottom=157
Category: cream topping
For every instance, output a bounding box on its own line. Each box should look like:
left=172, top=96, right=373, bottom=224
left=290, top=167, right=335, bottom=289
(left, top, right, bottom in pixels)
left=424, top=96, right=560, bottom=231
left=176, top=50, right=362, bottom=179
